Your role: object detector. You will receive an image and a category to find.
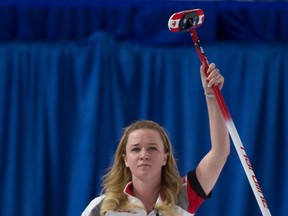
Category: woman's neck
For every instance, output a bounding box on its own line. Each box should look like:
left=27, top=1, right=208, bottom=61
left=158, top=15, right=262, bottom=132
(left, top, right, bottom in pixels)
left=132, top=180, right=161, bottom=213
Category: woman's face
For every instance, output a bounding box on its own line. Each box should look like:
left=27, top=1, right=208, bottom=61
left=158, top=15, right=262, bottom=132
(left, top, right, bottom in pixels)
left=123, top=129, right=168, bottom=182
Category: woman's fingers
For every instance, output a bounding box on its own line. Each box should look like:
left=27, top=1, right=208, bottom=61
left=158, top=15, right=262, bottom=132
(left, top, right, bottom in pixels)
left=203, top=63, right=224, bottom=90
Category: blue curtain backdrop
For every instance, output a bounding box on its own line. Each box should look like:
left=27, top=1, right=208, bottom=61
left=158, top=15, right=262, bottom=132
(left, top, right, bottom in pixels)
left=0, top=1, right=287, bottom=216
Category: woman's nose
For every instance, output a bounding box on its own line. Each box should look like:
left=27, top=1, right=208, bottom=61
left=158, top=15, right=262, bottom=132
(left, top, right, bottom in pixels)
left=140, top=149, right=149, bottom=160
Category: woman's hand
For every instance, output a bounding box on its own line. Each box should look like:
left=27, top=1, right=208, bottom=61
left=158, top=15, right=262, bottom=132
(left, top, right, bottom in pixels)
left=200, top=63, right=224, bottom=94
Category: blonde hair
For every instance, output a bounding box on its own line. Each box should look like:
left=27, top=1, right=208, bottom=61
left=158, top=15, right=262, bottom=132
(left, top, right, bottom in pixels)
left=100, top=120, right=183, bottom=216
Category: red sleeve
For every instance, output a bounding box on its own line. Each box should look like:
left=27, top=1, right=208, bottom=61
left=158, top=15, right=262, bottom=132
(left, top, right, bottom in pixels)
left=185, top=170, right=212, bottom=213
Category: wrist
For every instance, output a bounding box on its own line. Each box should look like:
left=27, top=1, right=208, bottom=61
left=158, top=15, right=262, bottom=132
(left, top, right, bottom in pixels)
left=204, top=92, right=215, bottom=98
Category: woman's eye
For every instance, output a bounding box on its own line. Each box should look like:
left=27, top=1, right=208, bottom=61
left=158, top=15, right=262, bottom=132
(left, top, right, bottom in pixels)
left=149, top=147, right=158, bottom=151
left=131, top=148, right=140, bottom=152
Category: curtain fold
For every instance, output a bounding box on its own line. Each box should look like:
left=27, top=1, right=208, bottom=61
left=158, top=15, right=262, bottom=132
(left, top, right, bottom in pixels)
left=0, top=32, right=287, bottom=216
left=1, top=2, right=288, bottom=44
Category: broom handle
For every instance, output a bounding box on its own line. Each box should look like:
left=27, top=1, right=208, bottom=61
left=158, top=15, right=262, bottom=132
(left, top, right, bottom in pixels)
left=189, top=28, right=271, bottom=216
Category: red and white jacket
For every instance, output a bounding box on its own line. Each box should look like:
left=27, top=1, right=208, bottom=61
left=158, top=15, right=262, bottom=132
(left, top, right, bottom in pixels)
left=82, top=170, right=211, bottom=216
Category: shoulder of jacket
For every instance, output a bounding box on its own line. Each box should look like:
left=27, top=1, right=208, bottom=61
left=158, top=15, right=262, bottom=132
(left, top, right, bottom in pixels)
left=81, top=195, right=106, bottom=216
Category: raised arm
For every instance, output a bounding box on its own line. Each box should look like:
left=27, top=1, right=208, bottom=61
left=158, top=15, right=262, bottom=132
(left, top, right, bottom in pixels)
left=196, top=63, right=230, bottom=195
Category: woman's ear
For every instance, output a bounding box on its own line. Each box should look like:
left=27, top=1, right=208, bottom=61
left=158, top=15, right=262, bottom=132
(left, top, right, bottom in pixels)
left=123, top=154, right=129, bottom=167
left=163, top=153, right=169, bottom=165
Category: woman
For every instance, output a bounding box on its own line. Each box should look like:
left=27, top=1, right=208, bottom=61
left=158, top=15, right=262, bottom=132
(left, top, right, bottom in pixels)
left=82, top=63, right=230, bottom=216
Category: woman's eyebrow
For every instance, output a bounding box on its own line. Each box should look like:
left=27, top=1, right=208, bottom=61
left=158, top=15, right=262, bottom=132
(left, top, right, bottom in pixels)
left=129, top=143, right=158, bottom=147
left=129, top=143, right=140, bottom=148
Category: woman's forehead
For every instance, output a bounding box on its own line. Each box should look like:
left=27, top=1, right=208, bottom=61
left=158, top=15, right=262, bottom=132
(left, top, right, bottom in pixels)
left=127, top=128, right=163, bottom=144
